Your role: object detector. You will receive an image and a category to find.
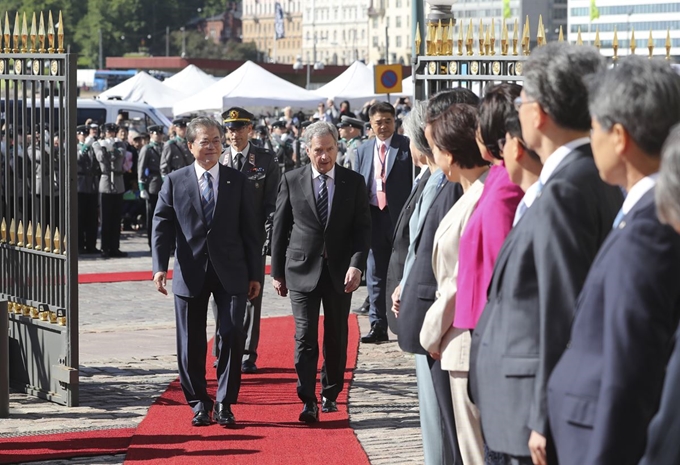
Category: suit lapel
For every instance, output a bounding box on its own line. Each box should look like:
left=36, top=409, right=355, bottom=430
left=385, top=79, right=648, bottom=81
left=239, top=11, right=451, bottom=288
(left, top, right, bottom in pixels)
left=299, top=165, right=321, bottom=225
left=360, top=143, right=373, bottom=183
left=212, top=165, right=231, bottom=224
left=385, top=135, right=399, bottom=179
left=186, top=167, right=206, bottom=227
left=327, top=165, right=346, bottom=230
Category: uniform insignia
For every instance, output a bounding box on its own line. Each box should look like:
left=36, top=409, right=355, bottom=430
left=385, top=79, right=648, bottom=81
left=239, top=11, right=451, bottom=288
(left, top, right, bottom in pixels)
left=230, top=110, right=239, bottom=120
left=249, top=153, right=255, bottom=166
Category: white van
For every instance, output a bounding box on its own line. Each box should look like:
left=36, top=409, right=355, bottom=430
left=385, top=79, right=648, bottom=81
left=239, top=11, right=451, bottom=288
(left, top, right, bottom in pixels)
left=77, top=98, right=171, bottom=134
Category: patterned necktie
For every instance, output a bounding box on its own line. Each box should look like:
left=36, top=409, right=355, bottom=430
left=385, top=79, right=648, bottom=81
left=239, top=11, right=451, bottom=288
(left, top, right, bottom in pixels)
left=377, top=143, right=387, bottom=210
left=612, top=208, right=625, bottom=229
left=236, top=152, right=244, bottom=171
left=201, top=171, right=215, bottom=227
left=317, top=174, right=329, bottom=226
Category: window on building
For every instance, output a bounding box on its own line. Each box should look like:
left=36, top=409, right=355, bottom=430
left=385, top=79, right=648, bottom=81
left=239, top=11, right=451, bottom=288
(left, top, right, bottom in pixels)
left=386, top=17, right=390, bottom=27
left=362, top=30, right=366, bottom=40
left=396, top=36, right=402, bottom=47
left=396, top=16, right=401, bottom=27
left=396, top=0, right=401, bottom=6
left=333, top=31, right=337, bottom=42
left=373, top=18, right=378, bottom=28
left=373, top=36, right=379, bottom=47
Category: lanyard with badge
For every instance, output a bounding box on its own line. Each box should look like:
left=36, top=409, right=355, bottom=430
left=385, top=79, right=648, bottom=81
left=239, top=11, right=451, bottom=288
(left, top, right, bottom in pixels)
left=376, top=142, right=387, bottom=192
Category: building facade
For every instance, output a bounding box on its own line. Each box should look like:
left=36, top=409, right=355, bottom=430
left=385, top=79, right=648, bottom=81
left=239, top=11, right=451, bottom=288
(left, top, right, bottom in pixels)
left=242, top=0, right=303, bottom=64
left=301, top=0, right=371, bottom=66
left=367, top=0, right=416, bottom=64
left=568, top=0, right=680, bottom=58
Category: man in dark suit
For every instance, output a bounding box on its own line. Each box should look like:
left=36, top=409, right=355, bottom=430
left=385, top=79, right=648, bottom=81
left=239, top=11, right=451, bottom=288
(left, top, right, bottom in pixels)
left=355, top=101, right=413, bottom=343
left=638, top=124, right=680, bottom=465
left=152, top=117, right=261, bottom=428
left=469, top=43, right=624, bottom=465
left=271, top=121, right=371, bottom=423
left=546, top=57, right=680, bottom=465
left=209, top=107, right=280, bottom=374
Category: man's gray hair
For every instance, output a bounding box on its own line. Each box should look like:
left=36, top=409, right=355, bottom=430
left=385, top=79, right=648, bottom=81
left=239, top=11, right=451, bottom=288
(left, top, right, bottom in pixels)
left=657, top=124, right=680, bottom=227
left=523, top=42, right=605, bottom=132
left=401, top=101, right=433, bottom=161
left=304, top=121, right=338, bottom=145
left=588, top=56, right=680, bottom=156
left=186, top=116, right=223, bottom=143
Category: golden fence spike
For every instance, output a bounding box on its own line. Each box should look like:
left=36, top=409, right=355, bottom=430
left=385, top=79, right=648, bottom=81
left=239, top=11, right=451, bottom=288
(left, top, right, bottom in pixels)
left=53, top=227, right=61, bottom=254
left=512, top=18, right=519, bottom=56
left=558, top=25, right=564, bottom=42
left=477, top=19, right=483, bottom=55
left=29, top=12, right=37, bottom=52
left=484, top=24, right=491, bottom=55
left=489, top=18, right=496, bottom=56
left=44, top=225, right=51, bottom=253
left=425, top=21, right=432, bottom=55
left=446, top=18, right=454, bottom=55
left=38, top=11, right=45, bottom=52
left=540, top=17, right=547, bottom=45
left=9, top=218, right=15, bottom=245
left=17, top=220, right=24, bottom=247
left=57, top=10, right=64, bottom=52
left=0, top=217, right=6, bottom=242
left=501, top=18, right=508, bottom=55
left=648, top=29, right=654, bottom=58
left=522, top=16, right=530, bottom=54
left=577, top=26, right=583, bottom=45
left=26, top=221, right=33, bottom=249
left=536, top=15, right=545, bottom=46
left=436, top=19, right=443, bottom=55
left=415, top=21, right=421, bottom=56
left=594, top=27, right=601, bottom=49
left=35, top=222, right=42, bottom=251
left=457, top=20, right=464, bottom=56
left=612, top=27, right=619, bottom=61
left=21, top=12, right=28, bottom=52
left=630, top=28, right=636, bottom=55
left=466, top=19, right=474, bottom=56
left=12, top=11, right=20, bottom=53
left=47, top=10, right=54, bottom=53
left=667, top=28, right=672, bottom=61
left=3, top=12, right=10, bottom=53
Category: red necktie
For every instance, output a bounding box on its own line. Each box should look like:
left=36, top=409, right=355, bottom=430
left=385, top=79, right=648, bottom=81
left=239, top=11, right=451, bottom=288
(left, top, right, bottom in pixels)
left=377, top=143, right=387, bottom=210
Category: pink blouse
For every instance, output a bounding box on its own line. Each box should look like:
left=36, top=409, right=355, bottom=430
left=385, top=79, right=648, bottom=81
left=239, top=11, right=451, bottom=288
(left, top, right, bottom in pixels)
left=453, top=163, right=523, bottom=329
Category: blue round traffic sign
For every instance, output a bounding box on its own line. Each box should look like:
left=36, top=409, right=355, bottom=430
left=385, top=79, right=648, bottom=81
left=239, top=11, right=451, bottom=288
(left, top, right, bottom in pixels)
left=380, top=70, right=398, bottom=89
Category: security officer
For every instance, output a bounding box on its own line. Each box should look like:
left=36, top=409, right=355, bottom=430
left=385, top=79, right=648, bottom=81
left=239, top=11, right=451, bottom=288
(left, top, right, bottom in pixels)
left=336, top=115, right=365, bottom=171
left=211, top=107, right=280, bottom=374
left=160, top=118, right=193, bottom=177
left=76, top=125, right=101, bottom=254
left=97, top=123, right=127, bottom=258
left=271, top=120, right=295, bottom=172
left=138, top=125, right=164, bottom=249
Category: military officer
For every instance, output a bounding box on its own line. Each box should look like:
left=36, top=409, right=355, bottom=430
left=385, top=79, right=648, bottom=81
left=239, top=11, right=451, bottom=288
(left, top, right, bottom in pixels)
left=336, top=116, right=365, bottom=171
left=271, top=120, right=295, bottom=172
left=161, top=118, right=193, bottom=178
left=210, top=107, right=280, bottom=374
left=97, top=123, right=127, bottom=258
left=138, top=125, right=164, bottom=249
left=77, top=125, right=101, bottom=254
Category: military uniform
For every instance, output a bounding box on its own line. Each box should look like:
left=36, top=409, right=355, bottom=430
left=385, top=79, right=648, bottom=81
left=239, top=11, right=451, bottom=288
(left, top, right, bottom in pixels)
left=271, top=120, right=295, bottom=172
left=77, top=125, right=101, bottom=253
left=160, top=118, right=193, bottom=177
left=336, top=116, right=365, bottom=171
left=138, top=125, right=164, bottom=248
left=211, top=107, right=281, bottom=373
left=97, top=123, right=127, bottom=258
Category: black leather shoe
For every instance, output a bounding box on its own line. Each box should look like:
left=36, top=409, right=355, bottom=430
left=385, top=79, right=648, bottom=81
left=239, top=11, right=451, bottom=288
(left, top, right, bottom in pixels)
left=299, top=401, right=319, bottom=423
left=85, top=248, right=101, bottom=254
left=213, top=402, right=236, bottom=426
left=109, top=249, right=128, bottom=258
left=321, top=397, right=338, bottom=413
left=361, top=325, right=389, bottom=343
left=100, top=250, right=110, bottom=259
left=191, top=410, right=211, bottom=427
left=241, top=361, right=258, bottom=374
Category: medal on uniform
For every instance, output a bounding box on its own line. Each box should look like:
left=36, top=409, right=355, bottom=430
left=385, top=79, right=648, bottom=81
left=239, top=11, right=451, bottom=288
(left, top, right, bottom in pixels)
left=249, top=153, right=255, bottom=166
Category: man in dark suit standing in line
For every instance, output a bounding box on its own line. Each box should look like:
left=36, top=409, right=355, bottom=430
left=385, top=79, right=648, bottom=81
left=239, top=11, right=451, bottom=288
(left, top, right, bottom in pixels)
left=355, top=102, right=412, bottom=343
left=546, top=56, right=680, bottom=465
left=209, top=107, right=280, bottom=374
left=152, top=117, right=261, bottom=428
left=469, top=43, right=624, bottom=465
left=271, top=121, right=371, bottom=423
left=639, top=126, right=680, bottom=465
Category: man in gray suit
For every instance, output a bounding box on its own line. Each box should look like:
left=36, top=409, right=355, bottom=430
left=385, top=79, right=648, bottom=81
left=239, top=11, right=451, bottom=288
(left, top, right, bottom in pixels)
left=469, top=43, right=624, bottom=465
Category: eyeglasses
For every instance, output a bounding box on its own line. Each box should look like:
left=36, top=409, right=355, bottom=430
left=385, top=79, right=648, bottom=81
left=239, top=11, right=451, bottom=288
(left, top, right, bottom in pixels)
left=513, top=96, right=537, bottom=111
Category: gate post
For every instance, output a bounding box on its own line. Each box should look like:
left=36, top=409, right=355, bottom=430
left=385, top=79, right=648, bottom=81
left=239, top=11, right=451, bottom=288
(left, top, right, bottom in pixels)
left=0, top=300, right=8, bottom=418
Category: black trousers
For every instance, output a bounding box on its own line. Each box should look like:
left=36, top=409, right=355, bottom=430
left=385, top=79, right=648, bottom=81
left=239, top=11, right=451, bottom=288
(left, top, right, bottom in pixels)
left=428, top=355, right=464, bottom=465
left=100, top=193, right=122, bottom=253
left=367, top=205, right=393, bottom=330
left=78, top=193, right=99, bottom=251
left=145, top=193, right=159, bottom=248
left=175, top=261, right=247, bottom=413
left=289, top=262, right=352, bottom=404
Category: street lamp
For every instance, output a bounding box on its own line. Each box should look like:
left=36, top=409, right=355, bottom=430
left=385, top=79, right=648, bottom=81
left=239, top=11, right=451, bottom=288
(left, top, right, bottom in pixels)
left=180, top=26, right=186, bottom=58
left=293, top=56, right=324, bottom=89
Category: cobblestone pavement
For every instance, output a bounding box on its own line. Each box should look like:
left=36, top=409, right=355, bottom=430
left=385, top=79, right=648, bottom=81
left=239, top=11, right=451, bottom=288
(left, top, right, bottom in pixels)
left=3, top=231, right=423, bottom=464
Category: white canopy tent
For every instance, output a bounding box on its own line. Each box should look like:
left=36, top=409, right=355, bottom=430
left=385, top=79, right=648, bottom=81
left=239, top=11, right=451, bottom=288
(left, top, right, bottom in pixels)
left=97, top=71, right=188, bottom=117
left=163, top=64, right=219, bottom=93
left=313, top=61, right=414, bottom=108
left=173, top=61, right=324, bottom=116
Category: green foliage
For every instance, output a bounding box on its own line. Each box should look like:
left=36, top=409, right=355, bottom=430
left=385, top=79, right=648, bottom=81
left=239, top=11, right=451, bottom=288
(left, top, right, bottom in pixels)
left=1, top=0, right=243, bottom=67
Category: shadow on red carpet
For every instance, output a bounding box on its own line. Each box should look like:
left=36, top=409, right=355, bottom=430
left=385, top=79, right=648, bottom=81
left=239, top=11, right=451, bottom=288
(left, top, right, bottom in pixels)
left=123, top=314, right=369, bottom=464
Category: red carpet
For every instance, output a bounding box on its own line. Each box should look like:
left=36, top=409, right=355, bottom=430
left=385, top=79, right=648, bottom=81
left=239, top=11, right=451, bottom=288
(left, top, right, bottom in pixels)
left=124, top=315, right=368, bottom=465
left=0, top=428, right=135, bottom=464
left=79, top=266, right=272, bottom=284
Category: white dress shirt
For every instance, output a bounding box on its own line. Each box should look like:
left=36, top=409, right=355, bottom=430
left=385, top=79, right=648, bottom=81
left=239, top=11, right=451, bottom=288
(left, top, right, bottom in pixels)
left=195, top=161, right=220, bottom=203
left=513, top=180, right=542, bottom=226
left=621, top=173, right=659, bottom=216
left=230, top=142, right=250, bottom=168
